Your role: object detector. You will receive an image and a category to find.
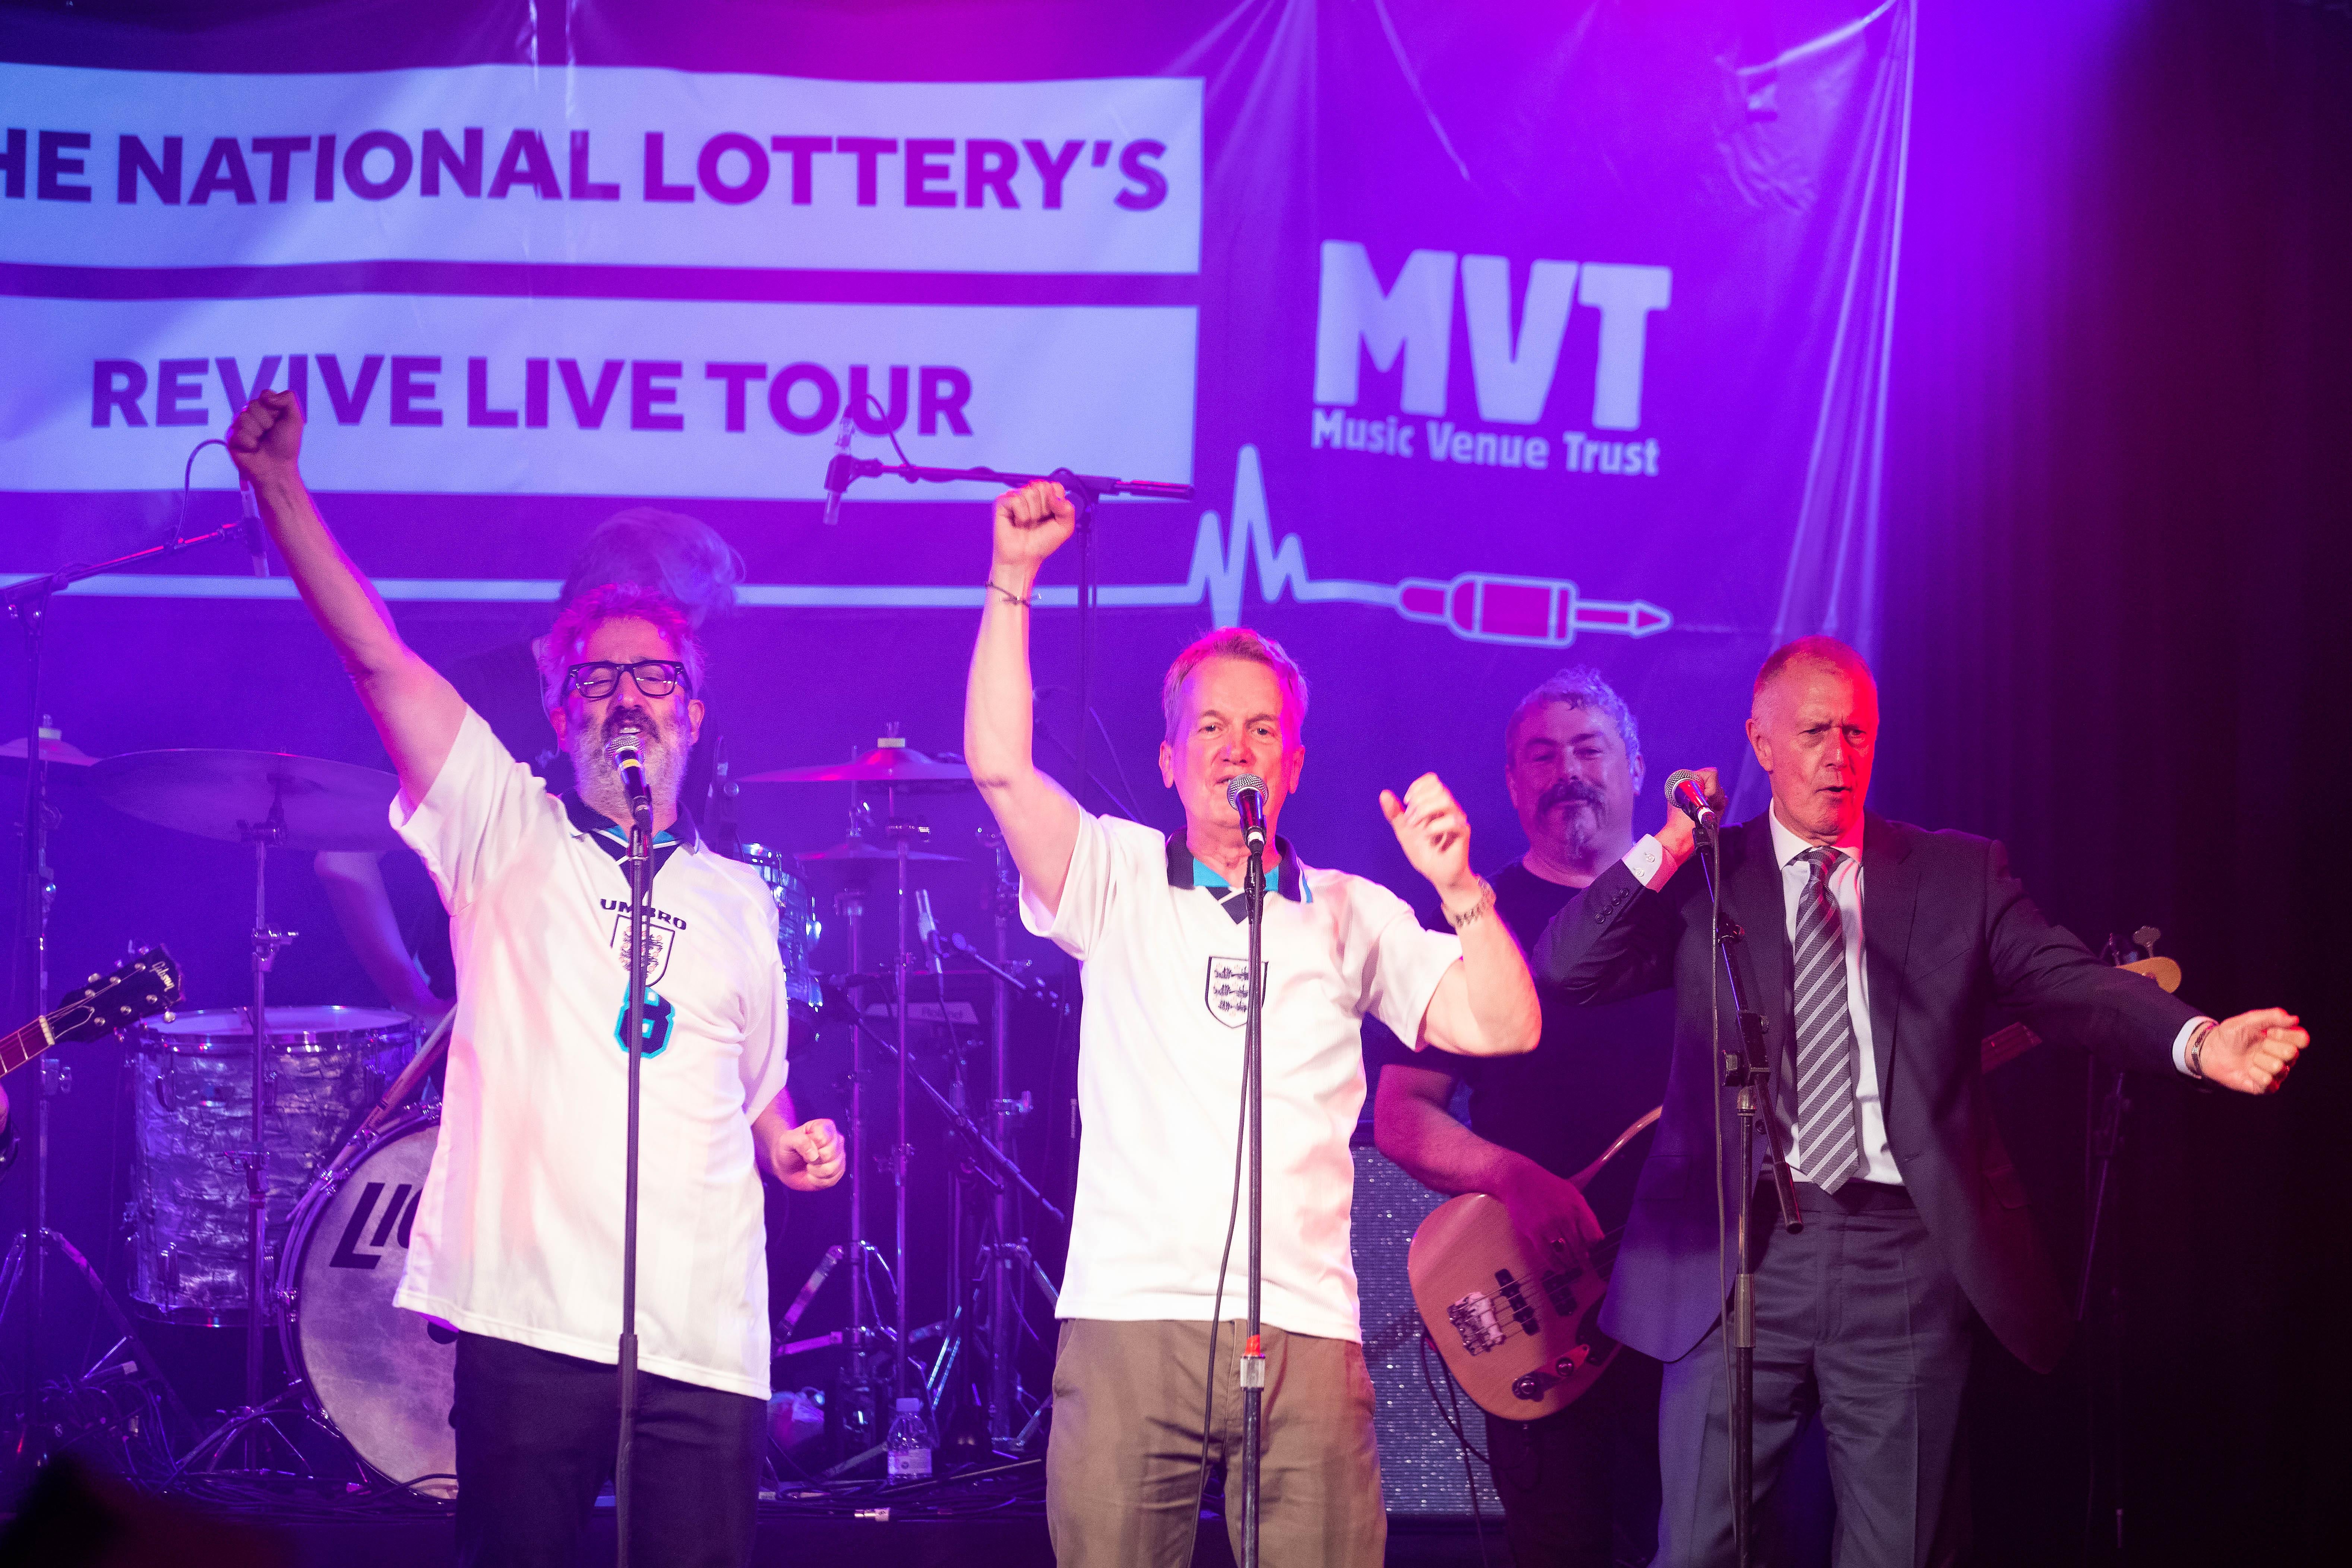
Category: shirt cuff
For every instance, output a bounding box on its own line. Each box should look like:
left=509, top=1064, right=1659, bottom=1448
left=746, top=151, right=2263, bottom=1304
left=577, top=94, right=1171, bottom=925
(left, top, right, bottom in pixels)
left=1623, top=834, right=1669, bottom=891
left=2173, top=1015, right=2217, bottom=1075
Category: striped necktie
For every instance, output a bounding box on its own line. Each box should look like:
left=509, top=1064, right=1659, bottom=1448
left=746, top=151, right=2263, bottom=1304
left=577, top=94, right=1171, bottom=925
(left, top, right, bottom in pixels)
left=1791, top=846, right=1862, bottom=1192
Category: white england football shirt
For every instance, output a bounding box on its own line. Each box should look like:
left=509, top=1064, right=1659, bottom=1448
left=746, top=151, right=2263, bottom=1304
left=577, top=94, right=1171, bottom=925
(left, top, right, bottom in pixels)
left=392, top=709, right=791, bottom=1399
left=1028, top=810, right=1462, bottom=1343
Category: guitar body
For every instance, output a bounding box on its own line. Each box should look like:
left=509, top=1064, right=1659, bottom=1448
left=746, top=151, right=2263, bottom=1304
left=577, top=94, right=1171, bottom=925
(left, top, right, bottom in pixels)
left=1407, top=1192, right=1617, bottom=1420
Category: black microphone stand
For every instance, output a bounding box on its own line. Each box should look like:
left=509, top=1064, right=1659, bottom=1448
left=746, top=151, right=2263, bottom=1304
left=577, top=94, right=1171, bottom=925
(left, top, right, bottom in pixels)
left=613, top=783, right=653, bottom=1568
left=1688, top=816, right=1800, bottom=1568
left=1237, top=824, right=1268, bottom=1568
left=6, top=513, right=242, bottom=1461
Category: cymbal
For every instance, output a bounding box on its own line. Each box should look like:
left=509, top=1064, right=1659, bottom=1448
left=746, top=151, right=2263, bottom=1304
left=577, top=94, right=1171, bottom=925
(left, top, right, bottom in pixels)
left=796, top=838, right=966, bottom=866
left=1, top=734, right=100, bottom=791
left=743, top=744, right=973, bottom=785
left=90, top=749, right=401, bottom=853
left=1, top=734, right=99, bottom=768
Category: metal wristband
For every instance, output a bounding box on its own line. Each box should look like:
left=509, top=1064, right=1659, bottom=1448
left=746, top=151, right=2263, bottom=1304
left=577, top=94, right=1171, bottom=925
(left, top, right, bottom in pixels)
left=2186, top=1021, right=2213, bottom=1081
left=1443, top=879, right=1496, bottom=932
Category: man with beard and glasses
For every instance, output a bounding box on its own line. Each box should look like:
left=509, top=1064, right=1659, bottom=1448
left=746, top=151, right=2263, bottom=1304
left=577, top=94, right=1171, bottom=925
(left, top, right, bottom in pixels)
left=229, top=389, right=844, bottom=1568
left=1369, top=667, right=1673, bottom=1568
left=313, top=505, right=744, bottom=1024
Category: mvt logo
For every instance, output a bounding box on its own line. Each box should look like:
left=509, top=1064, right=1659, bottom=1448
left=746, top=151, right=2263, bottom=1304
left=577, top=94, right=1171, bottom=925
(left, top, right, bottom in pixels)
left=1311, top=241, right=1670, bottom=475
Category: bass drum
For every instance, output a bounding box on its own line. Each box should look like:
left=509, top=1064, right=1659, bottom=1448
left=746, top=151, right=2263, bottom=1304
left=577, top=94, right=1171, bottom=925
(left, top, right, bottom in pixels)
left=279, top=1108, right=457, bottom=1496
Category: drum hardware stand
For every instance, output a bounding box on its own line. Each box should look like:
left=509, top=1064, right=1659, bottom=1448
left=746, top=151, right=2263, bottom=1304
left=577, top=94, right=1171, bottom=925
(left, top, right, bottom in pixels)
left=1688, top=822, right=1801, bottom=1568
left=931, top=917, right=1070, bottom=1449
left=985, top=830, right=1043, bottom=1446
left=186, top=790, right=322, bottom=1477
left=810, top=971, right=1066, bottom=1467
left=770, top=870, right=890, bottom=1463
left=5, top=527, right=238, bottom=1471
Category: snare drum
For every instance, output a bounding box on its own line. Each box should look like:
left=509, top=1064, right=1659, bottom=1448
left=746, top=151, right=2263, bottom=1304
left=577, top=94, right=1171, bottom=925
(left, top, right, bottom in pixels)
left=129, top=1005, right=413, bottom=1323
left=279, top=1107, right=456, bottom=1497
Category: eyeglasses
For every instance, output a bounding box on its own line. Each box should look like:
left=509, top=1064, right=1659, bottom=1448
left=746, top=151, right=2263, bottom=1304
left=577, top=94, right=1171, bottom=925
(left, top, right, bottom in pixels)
left=564, top=660, right=690, bottom=700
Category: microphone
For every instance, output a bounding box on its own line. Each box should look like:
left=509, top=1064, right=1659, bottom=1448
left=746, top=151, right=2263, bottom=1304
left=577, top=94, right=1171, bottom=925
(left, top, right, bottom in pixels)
left=607, top=735, right=652, bottom=828
left=1226, top=773, right=1269, bottom=855
left=239, top=480, right=268, bottom=577
left=1663, top=769, right=1718, bottom=832
left=820, top=410, right=855, bottom=527
left=914, top=888, right=947, bottom=982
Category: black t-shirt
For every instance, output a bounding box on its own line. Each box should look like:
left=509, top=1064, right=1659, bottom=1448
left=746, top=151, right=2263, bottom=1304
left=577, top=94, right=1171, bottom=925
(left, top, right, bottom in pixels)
left=1367, top=859, right=1674, bottom=1230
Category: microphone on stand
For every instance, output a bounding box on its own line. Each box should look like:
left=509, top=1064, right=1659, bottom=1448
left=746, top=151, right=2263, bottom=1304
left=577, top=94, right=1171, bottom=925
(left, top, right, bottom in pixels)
left=239, top=480, right=268, bottom=577
left=1226, top=774, right=1269, bottom=856
left=915, top=888, right=948, bottom=984
left=607, top=736, right=653, bottom=831
left=820, top=410, right=855, bottom=527
left=1663, top=769, right=1719, bottom=833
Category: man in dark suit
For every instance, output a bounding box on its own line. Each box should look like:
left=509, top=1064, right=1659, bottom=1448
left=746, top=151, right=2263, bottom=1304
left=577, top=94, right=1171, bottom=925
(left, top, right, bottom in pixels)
left=1535, top=635, right=2306, bottom=1567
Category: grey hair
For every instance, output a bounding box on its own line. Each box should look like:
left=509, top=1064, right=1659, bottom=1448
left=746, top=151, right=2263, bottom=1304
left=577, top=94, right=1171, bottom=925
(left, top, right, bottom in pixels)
left=1160, top=626, right=1310, bottom=743
left=1505, top=666, right=1642, bottom=770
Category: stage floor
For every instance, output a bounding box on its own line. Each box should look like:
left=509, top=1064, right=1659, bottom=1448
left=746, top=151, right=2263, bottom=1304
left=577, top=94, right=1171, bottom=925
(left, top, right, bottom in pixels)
left=16, top=1507, right=1499, bottom=1568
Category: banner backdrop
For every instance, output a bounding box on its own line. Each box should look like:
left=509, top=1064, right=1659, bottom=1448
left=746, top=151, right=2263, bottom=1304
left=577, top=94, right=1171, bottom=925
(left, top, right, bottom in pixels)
left=0, top=0, right=1910, bottom=957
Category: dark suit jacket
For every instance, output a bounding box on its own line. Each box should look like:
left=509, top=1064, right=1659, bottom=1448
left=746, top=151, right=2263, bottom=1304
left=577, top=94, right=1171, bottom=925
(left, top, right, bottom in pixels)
left=1534, top=812, right=2197, bottom=1373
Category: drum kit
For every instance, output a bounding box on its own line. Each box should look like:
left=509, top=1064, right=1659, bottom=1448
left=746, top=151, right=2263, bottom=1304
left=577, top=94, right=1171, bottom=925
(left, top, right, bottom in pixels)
left=2, top=721, right=1068, bottom=1493
left=736, top=727, right=1068, bottom=1466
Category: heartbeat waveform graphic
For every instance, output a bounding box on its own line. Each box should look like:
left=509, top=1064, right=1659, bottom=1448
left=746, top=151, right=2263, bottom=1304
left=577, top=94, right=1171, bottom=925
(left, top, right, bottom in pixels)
left=3, top=444, right=1674, bottom=647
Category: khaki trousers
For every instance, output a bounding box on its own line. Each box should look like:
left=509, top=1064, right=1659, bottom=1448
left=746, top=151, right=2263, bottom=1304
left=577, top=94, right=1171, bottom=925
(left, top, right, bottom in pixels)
left=1046, top=1318, right=1385, bottom=1568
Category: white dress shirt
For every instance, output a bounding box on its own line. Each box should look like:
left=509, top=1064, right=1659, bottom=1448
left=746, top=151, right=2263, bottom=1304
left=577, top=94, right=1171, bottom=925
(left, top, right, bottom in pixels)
left=1619, top=815, right=2212, bottom=1188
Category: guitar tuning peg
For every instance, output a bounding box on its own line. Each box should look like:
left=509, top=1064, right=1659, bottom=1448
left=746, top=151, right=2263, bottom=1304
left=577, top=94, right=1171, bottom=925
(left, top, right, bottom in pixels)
left=161, top=1011, right=176, bottom=1023
left=88, top=972, right=101, bottom=984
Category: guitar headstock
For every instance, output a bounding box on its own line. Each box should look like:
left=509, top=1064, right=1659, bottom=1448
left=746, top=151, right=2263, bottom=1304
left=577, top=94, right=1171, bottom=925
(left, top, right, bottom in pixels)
left=47, top=947, right=183, bottom=1047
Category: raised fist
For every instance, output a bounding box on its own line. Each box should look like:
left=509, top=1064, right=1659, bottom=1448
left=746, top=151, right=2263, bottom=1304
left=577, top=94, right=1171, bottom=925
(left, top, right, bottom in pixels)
left=228, top=388, right=304, bottom=486
left=991, top=480, right=1077, bottom=573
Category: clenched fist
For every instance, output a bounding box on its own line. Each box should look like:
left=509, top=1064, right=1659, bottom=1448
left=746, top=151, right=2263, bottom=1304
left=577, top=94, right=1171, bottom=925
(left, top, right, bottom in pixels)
left=1379, top=773, right=1479, bottom=908
left=991, top=480, right=1077, bottom=578
left=768, top=1117, right=847, bottom=1192
left=228, top=388, right=305, bottom=488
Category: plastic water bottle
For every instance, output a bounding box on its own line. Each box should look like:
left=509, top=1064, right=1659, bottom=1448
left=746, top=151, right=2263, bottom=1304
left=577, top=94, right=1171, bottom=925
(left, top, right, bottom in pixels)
left=885, top=1396, right=933, bottom=1483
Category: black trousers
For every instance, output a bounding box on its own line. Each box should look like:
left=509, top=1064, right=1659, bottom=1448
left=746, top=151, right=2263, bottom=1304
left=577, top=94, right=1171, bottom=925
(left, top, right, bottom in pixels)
left=452, top=1332, right=765, bottom=1568
left=1656, top=1182, right=1972, bottom=1568
left=1485, top=1348, right=1663, bottom=1568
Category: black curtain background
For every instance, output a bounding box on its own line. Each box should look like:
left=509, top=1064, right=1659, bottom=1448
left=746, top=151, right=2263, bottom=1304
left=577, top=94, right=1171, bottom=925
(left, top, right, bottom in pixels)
left=1880, top=0, right=2349, bottom=1561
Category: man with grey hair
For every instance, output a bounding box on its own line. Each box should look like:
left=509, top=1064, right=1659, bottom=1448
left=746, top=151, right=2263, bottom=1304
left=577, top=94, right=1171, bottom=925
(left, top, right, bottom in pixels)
left=1540, top=633, right=2308, bottom=1567
left=1372, top=666, right=1673, bottom=1568
left=968, top=479, right=1543, bottom=1567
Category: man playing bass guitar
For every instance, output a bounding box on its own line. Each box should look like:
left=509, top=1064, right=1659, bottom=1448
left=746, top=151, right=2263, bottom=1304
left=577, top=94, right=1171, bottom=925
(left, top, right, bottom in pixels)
left=1371, top=668, right=1671, bottom=1568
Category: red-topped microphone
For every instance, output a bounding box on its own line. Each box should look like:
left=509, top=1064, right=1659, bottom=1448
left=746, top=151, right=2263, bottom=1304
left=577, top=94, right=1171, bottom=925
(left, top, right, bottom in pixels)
left=1663, top=769, right=1719, bottom=832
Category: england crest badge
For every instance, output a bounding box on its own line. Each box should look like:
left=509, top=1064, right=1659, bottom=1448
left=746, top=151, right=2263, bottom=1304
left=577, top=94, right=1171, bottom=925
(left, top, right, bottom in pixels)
left=1205, top=958, right=1264, bottom=1028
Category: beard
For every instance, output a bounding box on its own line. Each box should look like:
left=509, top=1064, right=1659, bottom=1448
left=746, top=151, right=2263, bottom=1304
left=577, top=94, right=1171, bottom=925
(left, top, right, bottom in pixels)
left=569, top=701, right=688, bottom=823
left=1538, top=777, right=1612, bottom=858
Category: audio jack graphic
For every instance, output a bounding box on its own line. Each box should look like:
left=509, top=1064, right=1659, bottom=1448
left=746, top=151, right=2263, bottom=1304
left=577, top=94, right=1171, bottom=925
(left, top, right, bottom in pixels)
left=9, top=445, right=1676, bottom=648
left=1105, top=443, right=1674, bottom=648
